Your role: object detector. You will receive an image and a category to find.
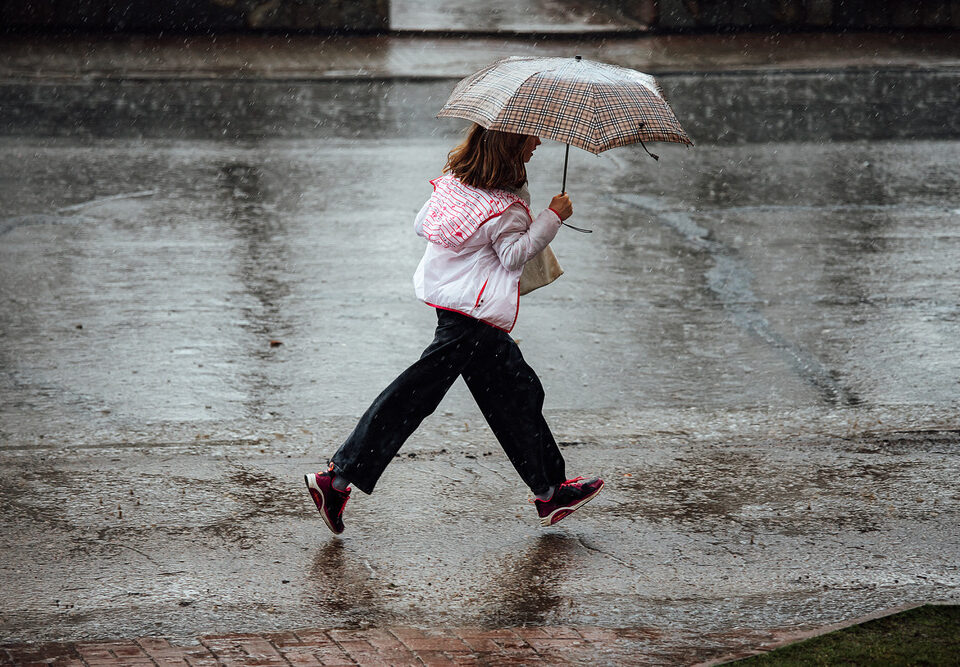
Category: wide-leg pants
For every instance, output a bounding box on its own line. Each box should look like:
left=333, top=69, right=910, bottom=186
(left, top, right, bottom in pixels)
left=330, top=309, right=566, bottom=495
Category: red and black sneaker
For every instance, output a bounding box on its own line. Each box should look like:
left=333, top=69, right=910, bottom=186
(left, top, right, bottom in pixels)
left=304, top=469, right=351, bottom=535
left=534, top=476, right=604, bottom=526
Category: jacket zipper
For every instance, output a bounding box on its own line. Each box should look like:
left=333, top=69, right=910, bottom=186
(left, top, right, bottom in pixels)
left=474, top=278, right=489, bottom=309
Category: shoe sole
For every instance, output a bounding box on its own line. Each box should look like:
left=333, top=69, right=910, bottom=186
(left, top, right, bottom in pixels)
left=304, top=473, right=343, bottom=535
left=540, top=480, right=605, bottom=526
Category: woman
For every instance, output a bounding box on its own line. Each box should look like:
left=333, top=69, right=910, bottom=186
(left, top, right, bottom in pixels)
left=305, top=124, right=604, bottom=534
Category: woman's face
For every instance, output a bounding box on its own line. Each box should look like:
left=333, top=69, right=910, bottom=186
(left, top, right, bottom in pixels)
left=521, top=135, right=541, bottom=163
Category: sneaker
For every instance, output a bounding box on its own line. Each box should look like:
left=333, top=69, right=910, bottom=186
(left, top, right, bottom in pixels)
left=534, top=476, right=604, bottom=526
left=304, top=470, right=350, bottom=534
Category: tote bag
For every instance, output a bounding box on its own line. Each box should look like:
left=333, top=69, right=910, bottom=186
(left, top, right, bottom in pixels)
left=519, top=244, right=563, bottom=296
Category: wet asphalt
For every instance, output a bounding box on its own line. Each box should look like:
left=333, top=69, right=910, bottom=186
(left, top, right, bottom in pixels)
left=1, top=34, right=959, bottom=661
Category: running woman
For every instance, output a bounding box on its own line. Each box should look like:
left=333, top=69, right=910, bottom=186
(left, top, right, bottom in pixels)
left=305, top=124, right=604, bottom=534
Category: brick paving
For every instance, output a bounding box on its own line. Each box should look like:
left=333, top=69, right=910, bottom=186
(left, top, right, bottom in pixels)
left=0, top=626, right=664, bottom=666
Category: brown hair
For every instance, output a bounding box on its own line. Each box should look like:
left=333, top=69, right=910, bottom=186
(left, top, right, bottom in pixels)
left=443, top=123, right=528, bottom=191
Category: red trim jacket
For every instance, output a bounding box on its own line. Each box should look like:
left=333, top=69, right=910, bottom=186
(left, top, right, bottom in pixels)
left=413, top=175, right=562, bottom=332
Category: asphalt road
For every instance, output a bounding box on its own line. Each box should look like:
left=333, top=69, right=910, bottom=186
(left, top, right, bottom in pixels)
left=1, top=81, right=959, bottom=658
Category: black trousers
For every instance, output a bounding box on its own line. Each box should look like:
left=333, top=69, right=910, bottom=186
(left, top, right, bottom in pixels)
left=330, top=309, right=566, bottom=495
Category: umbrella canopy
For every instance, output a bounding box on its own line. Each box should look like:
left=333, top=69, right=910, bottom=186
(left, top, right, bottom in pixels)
left=437, top=55, right=693, bottom=155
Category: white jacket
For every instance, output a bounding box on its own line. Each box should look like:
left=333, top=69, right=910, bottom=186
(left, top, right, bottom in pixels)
left=413, top=175, right=562, bottom=332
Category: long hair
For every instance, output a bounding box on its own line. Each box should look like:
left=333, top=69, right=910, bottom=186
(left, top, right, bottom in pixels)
left=443, top=123, right=528, bottom=191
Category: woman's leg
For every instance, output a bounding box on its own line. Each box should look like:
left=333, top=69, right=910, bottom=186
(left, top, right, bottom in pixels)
left=461, top=330, right=566, bottom=496
left=330, top=310, right=488, bottom=494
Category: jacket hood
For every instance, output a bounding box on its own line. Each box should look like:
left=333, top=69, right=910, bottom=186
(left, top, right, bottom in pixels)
left=420, top=174, right=531, bottom=250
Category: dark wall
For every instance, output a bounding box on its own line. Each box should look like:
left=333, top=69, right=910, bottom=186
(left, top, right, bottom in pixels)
left=3, top=0, right=959, bottom=32
left=648, top=0, right=960, bottom=30
left=0, top=0, right=389, bottom=32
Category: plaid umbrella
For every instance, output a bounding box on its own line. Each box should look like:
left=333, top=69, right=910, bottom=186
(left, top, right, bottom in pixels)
left=438, top=55, right=692, bottom=195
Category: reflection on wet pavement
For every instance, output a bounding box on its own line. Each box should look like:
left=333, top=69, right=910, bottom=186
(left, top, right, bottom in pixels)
left=309, top=540, right=389, bottom=627
left=216, top=160, right=293, bottom=422
left=481, top=534, right=581, bottom=627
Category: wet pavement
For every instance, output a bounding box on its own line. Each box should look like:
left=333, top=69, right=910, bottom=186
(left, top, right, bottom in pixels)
left=3, top=136, right=959, bottom=442
left=2, top=27, right=960, bottom=666
left=3, top=32, right=959, bottom=80
left=2, top=129, right=959, bottom=661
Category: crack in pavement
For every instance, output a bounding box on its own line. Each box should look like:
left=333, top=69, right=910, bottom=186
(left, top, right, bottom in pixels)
left=575, top=535, right=645, bottom=575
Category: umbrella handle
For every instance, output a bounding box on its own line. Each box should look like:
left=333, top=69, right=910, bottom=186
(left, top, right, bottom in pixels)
left=637, top=122, right=660, bottom=161
left=561, top=143, right=570, bottom=194
left=562, top=221, right=593, bottom=233
left=558, top=143, right=592, bottom=233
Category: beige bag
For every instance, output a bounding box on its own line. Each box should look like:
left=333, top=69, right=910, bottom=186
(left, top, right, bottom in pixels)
left=519, top=244, right=564, bottom=296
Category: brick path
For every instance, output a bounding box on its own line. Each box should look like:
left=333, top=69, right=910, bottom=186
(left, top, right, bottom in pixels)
left=0, top=626, right=669, bottom=666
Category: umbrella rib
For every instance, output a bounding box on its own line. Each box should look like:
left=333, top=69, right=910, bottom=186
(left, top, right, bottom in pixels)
left=590, top=78, right=632, bottom=152
left=585, top=81, right=602, bottom=154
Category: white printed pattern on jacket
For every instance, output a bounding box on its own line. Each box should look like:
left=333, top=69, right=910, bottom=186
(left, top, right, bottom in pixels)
left=421, top=174, right=532, bottom=249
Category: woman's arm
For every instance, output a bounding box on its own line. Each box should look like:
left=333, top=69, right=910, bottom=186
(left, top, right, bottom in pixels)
left=490, top=203, right=562, bottom=271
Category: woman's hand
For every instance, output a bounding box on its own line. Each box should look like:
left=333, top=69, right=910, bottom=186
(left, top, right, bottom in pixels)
left=549, top=193, right=573, bottom=221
